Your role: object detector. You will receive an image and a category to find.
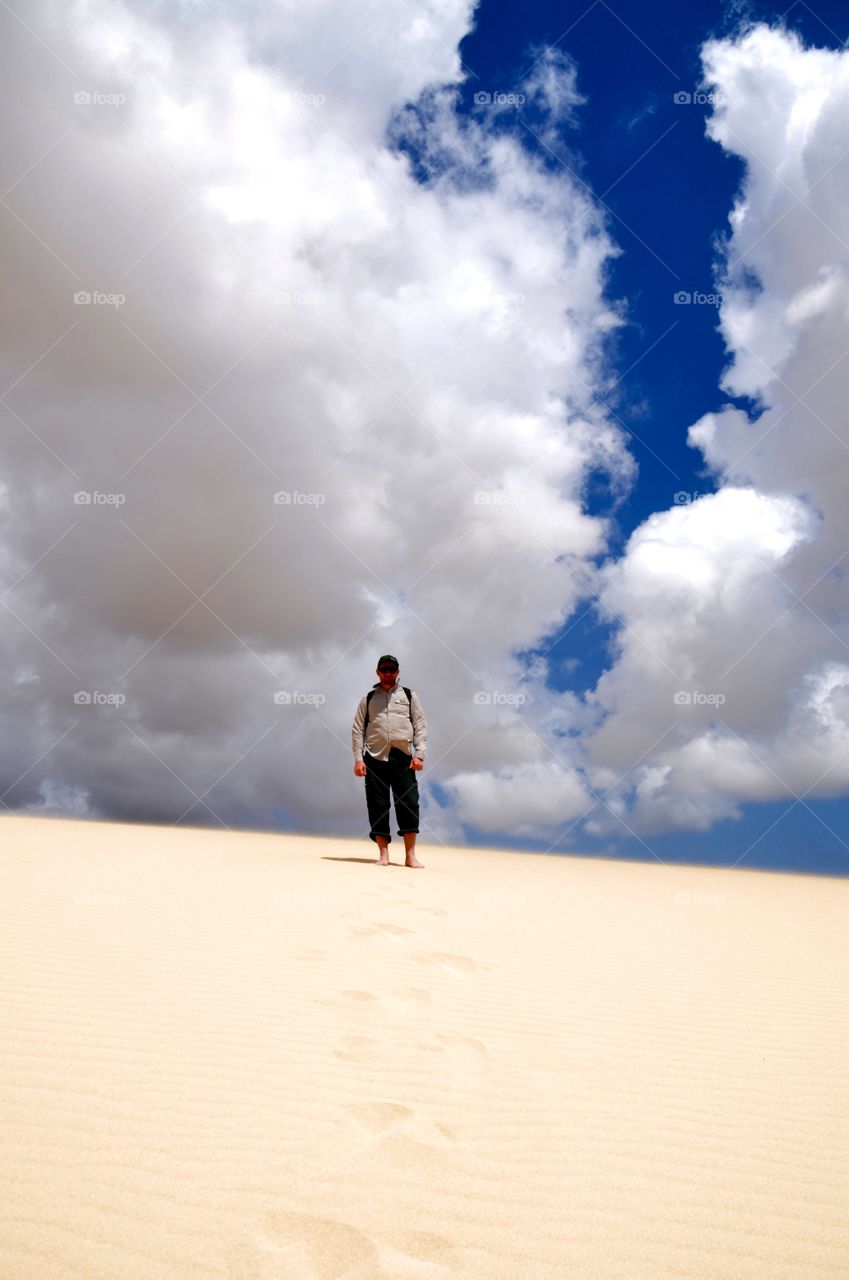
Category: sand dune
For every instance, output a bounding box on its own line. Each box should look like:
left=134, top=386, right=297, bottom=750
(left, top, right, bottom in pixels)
left=1, top=813, right=847, bottom=1278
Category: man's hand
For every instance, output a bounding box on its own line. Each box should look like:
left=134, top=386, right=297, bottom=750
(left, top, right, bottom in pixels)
left=354, top=760, right=366, bottom=777
left=410, top=756, right=424, bottom=771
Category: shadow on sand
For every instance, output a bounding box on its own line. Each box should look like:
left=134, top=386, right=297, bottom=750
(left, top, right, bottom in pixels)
left=320, top=856, right=385, bottom=864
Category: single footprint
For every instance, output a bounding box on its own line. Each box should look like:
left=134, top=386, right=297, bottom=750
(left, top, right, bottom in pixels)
left=250, top=1208, right=375, bottom=1280
left=432, top=1030, right=489, bottom=1059
left=358, top=887, right=411, bottom=898
left=363, top=985, right=434, bottom=1017
left=343, top=1101, right=457, bottom=1150
left=314, top=989, right=380, bottom=1009
left=232, top=1210, right=461, bottom=1280
left=332, top=1033, right=377, bottom=1062
left=317, top=987, right=431, bottom=1018
left=379, top=1229, right=460, bottom=1271
left=416, top=906, right=450, bottom=918
left=350, top=921, right=414, bottom=939
left=343, top=1100, right=414, bottom=1134
left=417, top=951, right=478, bottom=978
left=415, top=1031, right=487, bottom=1061
left=388, top=985, right=432, bottom=1007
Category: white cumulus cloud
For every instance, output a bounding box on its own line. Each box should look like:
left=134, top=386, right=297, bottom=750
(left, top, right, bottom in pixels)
left=0, top=0, right=632, bottom=839
left=4, top=9, right=847, bottom=856
left=581, top=24, right=849, bottom=843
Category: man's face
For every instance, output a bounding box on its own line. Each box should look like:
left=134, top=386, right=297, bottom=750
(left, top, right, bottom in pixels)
left=377, top=664, right=398, bottom=690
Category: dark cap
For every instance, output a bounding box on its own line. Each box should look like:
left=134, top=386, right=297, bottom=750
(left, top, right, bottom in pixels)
left=376, top=654, right=399, bottom=668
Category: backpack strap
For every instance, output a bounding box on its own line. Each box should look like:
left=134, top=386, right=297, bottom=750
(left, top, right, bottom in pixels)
left=363, top=688, right=375, bottom=732
left=363, top=686, right=413, bottom=733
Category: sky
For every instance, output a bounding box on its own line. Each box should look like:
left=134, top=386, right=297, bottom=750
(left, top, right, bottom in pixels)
left=1, top=0, right=849, bottom=874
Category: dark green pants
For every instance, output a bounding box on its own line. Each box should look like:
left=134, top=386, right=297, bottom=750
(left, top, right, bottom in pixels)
left=364, top=747, right=420, bottom=842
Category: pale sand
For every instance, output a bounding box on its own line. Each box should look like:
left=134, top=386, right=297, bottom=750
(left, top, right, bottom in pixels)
left=1, top=814, right=848, bottom=1279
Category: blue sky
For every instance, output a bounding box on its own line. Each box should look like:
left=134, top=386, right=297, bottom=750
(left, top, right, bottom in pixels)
left=2, top=1, right=849, bottom=874
left=430, top=0, right=849, bottom=874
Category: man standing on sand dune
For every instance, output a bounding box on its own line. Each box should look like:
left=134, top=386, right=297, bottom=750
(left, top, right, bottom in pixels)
left=352, top=655, right=427, bottom=868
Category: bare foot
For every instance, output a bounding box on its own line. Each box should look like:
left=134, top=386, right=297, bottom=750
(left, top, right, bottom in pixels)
left=405, top=854, right=425, bottom=868
left=376, top=850, right=390, bottom=865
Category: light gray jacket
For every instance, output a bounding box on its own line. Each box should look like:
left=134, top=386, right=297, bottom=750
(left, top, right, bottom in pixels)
left=352, top=681, right=427, bottom=762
